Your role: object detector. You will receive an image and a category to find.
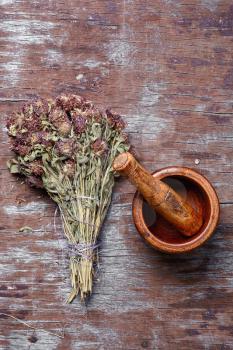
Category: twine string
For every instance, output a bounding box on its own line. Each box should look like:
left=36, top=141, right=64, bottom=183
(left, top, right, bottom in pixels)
left=54, top=204, right=100, bottom=261
left=68, top=242, right=100, bottom=260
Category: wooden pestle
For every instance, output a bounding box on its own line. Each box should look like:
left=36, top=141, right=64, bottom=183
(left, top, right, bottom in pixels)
left=113, top=152, right=203, bottom=237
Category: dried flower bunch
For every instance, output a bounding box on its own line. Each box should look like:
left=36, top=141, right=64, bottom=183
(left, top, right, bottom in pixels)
left=7, top=94, right=130, bottom=302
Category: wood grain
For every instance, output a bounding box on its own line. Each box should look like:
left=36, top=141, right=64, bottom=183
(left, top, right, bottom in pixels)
left=0, top=0, right=233, bottom=349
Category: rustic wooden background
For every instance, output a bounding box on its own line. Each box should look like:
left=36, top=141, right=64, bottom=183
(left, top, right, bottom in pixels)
left=0, top=0, right=233, bottom=349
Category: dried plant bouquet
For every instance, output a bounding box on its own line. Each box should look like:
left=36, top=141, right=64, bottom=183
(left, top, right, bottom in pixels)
left=7, top=94, right=129, bottom=302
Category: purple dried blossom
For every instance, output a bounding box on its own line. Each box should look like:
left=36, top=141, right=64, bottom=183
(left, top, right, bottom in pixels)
left=82, top=99, right=94, bottom=110
left=92, top=108, right=103, bottom=123
left=14, top=145, right=31, bottom=156
left=63, top=160, right=75, bottom=177
left=91, top=138, right=108, bottom=156
left=11, top=130, right=34, bottom=156
left=56, top=94, right=84, bottom=112
left=70, top=101, right=103, bottom=122
left=49, top=108, right=71, bottom=136
left=79, top=108, right=103, bottom=122
left=55, top=139, right=76, bottom=157
left=71, top=114, right=87, bottom=134
left=6, top=112, right=24, bottom=130
left=24, top=117, right=43, bottom=133
left=22, top=103, right=34, bottom=118
left=106, top=109, right=126, bottom=130
left=30, top=131, right=52, bottom=147
left=28, top=160, right=44, bottom=176
left=12, top=133, right=29, bottom=146
left=32, top=99, right=49, bottom=116
left=8, top=114, right=42, bottom=136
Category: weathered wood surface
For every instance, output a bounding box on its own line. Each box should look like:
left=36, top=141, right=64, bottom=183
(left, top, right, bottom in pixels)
left=0, top=0, right=233, bottom=349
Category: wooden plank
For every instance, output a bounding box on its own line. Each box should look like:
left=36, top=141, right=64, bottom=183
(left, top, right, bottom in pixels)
left=0, top=0, right=232, bottom=349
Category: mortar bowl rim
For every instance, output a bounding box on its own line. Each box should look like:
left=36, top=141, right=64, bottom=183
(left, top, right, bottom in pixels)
left=132, top=166, right=220, bottom=253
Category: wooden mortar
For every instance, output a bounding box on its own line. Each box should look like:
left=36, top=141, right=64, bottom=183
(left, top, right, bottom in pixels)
left=113, top=152, right=220, bottom=253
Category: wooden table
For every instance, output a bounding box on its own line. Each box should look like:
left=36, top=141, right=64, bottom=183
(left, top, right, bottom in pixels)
left=0, top=1, right=233, bottom=349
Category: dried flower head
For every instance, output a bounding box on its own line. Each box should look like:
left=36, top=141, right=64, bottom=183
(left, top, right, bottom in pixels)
left=91, top=138, right=108, bottom=156
left=56, top=94, right=84, bottom=111
left=63, top=160, right=75, bottom=177
left=32, top=98, right=50, bottom=116
left=28, top=160, right=44, bottom=176
left=71, top=114, right=87, bottom=134
left=55, top=139, right=76, bottom=158
left=49, top=108, right=71, bottom=136
left=106, top=109, right=126, bottom=130
left=22, top=103, right=34, bottom=118
left=6, top=112, right=24, bottom=131
left=30, top=131, right=52, bottom=147
left=12, top=143, right=31, bottom=156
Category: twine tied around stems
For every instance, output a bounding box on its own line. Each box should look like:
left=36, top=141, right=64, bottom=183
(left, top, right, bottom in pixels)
left=67, top=242, right=100, bottom=260
left=54, top=198, right=100, bottom=261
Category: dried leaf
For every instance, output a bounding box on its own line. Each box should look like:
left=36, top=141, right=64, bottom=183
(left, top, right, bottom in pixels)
left=19, top=226, right=33, bottom=232
left=7, top=161, right=20, bottom=174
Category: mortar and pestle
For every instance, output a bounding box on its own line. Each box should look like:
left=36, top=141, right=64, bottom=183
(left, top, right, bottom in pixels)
left=113, top=152, right=220, bottom=253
